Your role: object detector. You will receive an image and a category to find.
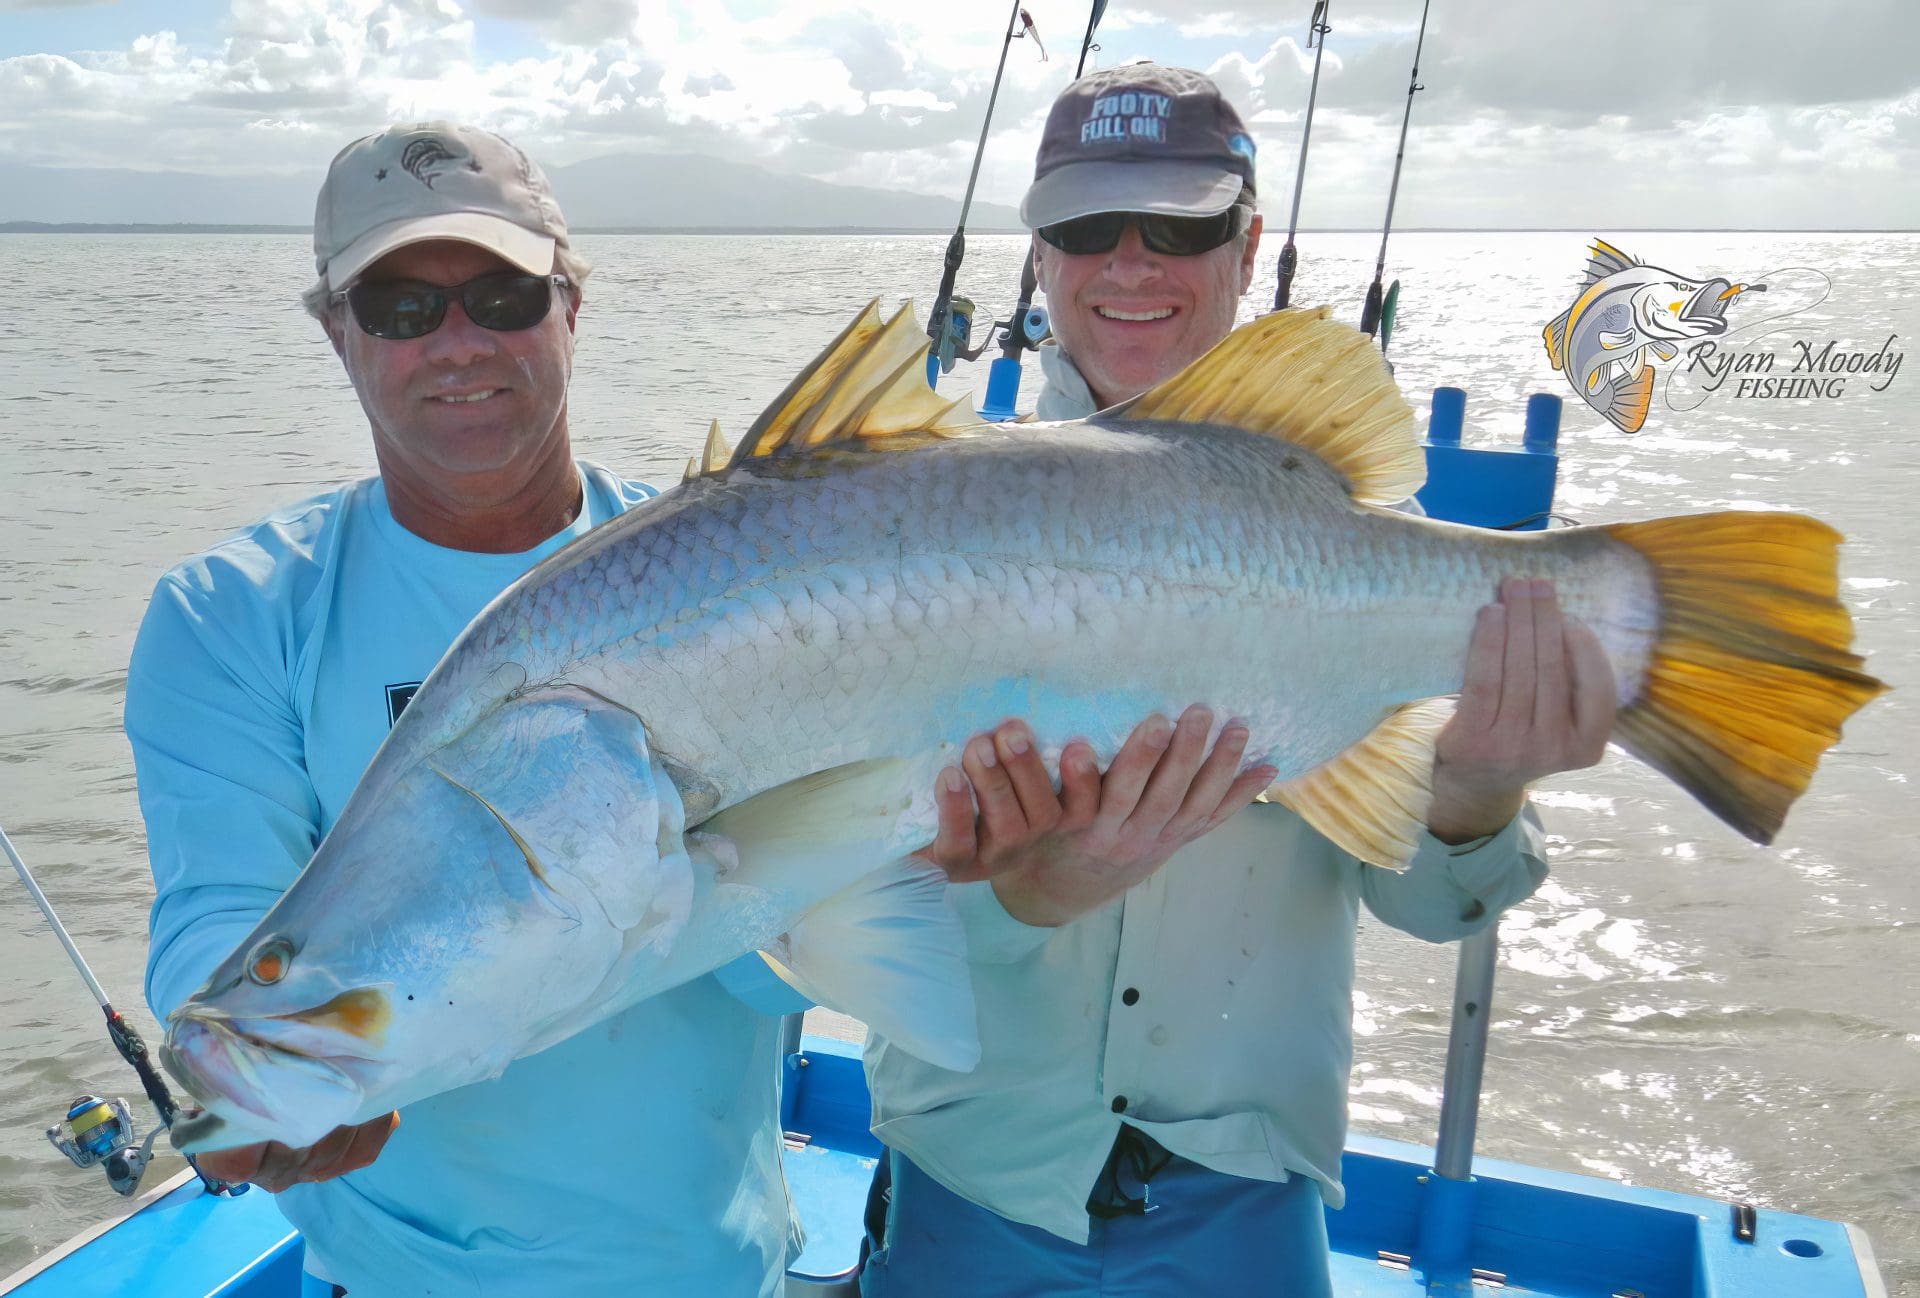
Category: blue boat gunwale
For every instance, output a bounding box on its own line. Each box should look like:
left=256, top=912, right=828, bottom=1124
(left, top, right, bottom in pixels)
left=2, top=1037, right=1889, bottom=1298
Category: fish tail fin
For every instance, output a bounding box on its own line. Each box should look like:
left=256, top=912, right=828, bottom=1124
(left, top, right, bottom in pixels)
left=1604, top=512, right=1886, bottom=843
left=1543, top=308, right=1571, bottom=369
left=770, top=857, right=979, bottom=1072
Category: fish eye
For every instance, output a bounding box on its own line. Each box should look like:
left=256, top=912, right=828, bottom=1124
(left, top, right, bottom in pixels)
left=247, top=936, right=296, bottom=986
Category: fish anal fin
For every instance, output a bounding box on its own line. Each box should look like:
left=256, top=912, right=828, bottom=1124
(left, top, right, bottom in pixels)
left=1606, top=363, right=1655, bottom=432
left=1108, top=306, right=1426, bottom=507
left=730, top=302, right=985, bottom=467
left=1602, top=513, right=1887, bottom=844
left=1270, top=698, right=1454, bottom=869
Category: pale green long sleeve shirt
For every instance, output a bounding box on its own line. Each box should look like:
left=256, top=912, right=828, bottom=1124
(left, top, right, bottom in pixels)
left=864, top=800, right=1548, bottom=1245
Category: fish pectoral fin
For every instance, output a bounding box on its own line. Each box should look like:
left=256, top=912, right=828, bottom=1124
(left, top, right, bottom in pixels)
left=430, top=684, right=692, bottom=937
left=1106, top=307, right=1425, bottom=507
left=697, top=755, right=946, bottom=873
left=1598, top=328, right=1637, bottom=351
left=769, top=856, right=980, bottom=1073
left=723, top=300, right=984, bottom=469
left=1269, top=698, right=1454, bottom=870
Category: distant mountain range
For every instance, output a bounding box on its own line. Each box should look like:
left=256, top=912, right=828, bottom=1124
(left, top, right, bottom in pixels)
left=0, top=152, right=1023, bottom=231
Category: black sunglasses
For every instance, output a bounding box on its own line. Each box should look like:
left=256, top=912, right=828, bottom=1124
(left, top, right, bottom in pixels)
left=335, top=271, right=571, bottom=341
left=1037, top=208, right=1243, bottom=258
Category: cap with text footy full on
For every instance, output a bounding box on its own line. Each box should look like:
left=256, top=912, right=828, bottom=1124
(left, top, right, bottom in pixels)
left=313, top=121, right=572, bottom=290
left=1020, top=64, right=1257, bottom=230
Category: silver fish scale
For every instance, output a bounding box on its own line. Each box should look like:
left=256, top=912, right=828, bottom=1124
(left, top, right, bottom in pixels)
left=423, top=421, right=1654, bottom=823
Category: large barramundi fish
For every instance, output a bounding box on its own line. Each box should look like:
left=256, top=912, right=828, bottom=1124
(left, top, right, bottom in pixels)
left=162, top=304, right=1884, bottom=1152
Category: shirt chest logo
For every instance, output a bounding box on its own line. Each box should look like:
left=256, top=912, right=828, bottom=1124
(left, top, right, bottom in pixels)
left=385, top=681, right=422, bottom=727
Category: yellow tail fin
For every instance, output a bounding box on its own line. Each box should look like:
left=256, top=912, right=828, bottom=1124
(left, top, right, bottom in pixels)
left=1605, top=512, right=1886, bottom=843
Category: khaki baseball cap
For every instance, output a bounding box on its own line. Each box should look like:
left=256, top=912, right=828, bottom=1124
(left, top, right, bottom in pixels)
left=1020, top=64, right=1257, bottom=229
left=314, top=121, right=571, bottom=289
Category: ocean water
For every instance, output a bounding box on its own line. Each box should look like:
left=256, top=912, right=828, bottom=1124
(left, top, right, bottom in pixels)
left=0, top=230, right=1914, bottom=1291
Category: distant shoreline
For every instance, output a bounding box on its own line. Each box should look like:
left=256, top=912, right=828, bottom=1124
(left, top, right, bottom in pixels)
left=2, top=222, right=1915, bottom=236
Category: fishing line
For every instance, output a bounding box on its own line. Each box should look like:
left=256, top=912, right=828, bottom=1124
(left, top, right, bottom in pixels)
left=1662, top=268, right=1828, bottom=413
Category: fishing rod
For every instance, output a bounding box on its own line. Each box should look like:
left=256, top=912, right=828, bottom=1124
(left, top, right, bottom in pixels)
left=2, top=818, right=236, bottom=1198
left=925, top=0, right=1045, bottom=387
left=1358, top=0, right=1431, bottom=352
left=1271, top=1, right=1332, bottom=312
left=976, top=0, right=1110, bottom=421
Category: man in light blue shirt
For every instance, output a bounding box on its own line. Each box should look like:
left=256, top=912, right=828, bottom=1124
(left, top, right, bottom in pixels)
left=129, top=122, right=793, bottom=1297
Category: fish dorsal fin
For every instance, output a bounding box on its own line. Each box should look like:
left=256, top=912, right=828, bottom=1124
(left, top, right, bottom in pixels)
left=1106, top=306, right=1425, bottom=507
left=729, top=300, right=983, bottom=469
left=1268, top=698, right=1454, bottom=868
left=1585, top=238, right=1641, bottom=283
left=684, top=419, right=733, bottom=482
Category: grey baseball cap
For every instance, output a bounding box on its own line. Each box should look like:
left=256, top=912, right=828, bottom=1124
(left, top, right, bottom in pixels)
left=314, top=121, right=571, bottom=289
left=1020, top=64, right=1257, bottom=230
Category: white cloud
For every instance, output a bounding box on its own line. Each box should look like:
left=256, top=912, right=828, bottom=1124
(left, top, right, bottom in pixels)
left=0, top=0, right=1914, bottom=226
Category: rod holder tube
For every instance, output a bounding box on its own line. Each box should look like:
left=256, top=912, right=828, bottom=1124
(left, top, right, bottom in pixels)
left=981, top=357, right=1025, bottom=423
left=1433, top=926, right=1499, bottom=1181
left=1523, top=392, right=1563, bottom=453
left=1426, top=386, right=1466, bottom=446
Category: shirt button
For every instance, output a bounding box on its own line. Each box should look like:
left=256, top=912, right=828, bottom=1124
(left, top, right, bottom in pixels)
left=1149, top=1026, right=1169, bottom=1047
left=1111, top=1096, right=1128, bottom=1113
left=1121, top=987, right=1140, bottom=1006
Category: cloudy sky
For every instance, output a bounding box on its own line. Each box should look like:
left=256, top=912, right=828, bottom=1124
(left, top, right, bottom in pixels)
left=3, top=0, right=1917, bottom=228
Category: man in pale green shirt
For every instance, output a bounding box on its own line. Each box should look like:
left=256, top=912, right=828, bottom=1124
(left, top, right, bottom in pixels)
left=863, top=65, right=1616, bottom=1297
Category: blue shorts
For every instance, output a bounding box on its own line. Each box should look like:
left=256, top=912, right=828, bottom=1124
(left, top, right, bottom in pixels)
left=858, top=1147, right=1334, bottom=1298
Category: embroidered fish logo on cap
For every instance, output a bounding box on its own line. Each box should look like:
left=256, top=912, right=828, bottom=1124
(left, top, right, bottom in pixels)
left=400, top=136, right=481, bottom=190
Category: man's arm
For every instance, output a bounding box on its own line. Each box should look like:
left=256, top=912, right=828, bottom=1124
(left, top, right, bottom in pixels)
left=129, top=571, right=395, bottom=1188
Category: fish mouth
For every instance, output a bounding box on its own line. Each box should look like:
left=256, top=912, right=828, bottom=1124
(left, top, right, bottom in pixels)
left=163, top=998, right=383, bottom=1134
left=1678, top=279, right=1737, bottom=331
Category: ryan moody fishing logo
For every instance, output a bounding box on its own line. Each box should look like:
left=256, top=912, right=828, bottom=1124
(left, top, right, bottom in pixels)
left=1543, top=238, right=1903, bottom=432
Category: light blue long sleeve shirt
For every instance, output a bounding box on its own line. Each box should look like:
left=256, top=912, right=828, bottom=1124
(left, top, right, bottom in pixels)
left=128, top=465, right=792, bottom=1297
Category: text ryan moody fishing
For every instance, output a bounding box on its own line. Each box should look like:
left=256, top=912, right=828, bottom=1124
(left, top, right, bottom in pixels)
left=1683, top=335, right=1905, bottom=399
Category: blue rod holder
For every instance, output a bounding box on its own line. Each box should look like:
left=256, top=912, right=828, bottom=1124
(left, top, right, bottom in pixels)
left=980, top=357, right=1024, bottom=423
left=1428, top=387, right=1466, bottom=445
left=1523, top=393, right=1562, bottom=453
